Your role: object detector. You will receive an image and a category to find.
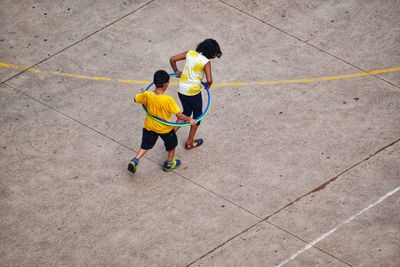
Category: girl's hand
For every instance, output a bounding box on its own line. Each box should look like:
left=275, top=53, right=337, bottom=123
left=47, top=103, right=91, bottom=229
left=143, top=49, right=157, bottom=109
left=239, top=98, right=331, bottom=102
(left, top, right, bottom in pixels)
left=175, top=71, right=182, bottom=78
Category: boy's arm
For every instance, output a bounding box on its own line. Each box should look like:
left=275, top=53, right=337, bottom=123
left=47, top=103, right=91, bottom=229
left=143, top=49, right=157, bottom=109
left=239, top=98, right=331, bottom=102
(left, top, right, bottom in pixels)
left=176, top=112, right=196, bottom=126
left=169, top=51, right=187, bottom=77
left=134, top=92, right=145, bottom=104
left=204, top=62, right=213, bottom=88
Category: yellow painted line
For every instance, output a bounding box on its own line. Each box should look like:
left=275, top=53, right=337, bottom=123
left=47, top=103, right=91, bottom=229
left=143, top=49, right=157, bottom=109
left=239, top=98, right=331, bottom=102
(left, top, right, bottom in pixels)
left=117, top=79, right=151, bottom=84
left=49, top=71, right=113, bottom=81
left=368, top=67, right=400, bottom=75
left=29, top=67, right=42, bottom=73
left=0, top=62, right=10, bottom=68
left=0, top=62, right=29, bottom=71
left=214, top=82, right=250, bottom=86
left=1, top=60, right=399, bottom=87
left=214, top=66, right=400, bottom=86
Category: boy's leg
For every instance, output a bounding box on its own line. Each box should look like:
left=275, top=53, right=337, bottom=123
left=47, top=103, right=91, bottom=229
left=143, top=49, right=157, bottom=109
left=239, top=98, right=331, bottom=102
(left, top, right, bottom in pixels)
left=134, top=148, right=147, bottom=160
left=135, top=148, right=147, bottom=160
left=128, top=129, right=158, bottom=174
left=167, top=148, right=175, bottom=162
left=160, top=130, right=181, bottom=171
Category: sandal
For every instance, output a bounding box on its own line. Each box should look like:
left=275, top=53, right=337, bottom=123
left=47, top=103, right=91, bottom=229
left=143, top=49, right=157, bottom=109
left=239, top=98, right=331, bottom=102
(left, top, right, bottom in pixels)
left=185, top=139, right=203, bottom=150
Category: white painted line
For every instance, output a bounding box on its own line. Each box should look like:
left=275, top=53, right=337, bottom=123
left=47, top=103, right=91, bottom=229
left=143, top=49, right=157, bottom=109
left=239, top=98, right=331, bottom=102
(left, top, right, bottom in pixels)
left=276, top=185, right=400, bottom=267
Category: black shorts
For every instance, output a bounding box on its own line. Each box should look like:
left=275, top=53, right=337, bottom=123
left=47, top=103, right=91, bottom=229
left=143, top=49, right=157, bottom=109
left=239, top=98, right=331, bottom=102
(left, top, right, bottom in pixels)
left=140, top=128, right=178, bottom=151
left=178, top=92, right=203, bottom=125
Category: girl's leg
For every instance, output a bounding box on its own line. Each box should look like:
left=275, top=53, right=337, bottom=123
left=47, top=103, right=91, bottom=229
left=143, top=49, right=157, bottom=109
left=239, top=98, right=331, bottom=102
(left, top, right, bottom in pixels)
left=186, top=124, right=198, bottom=147
left=176, top=92, right=192, bottom=132
left=186, top=92, right=202, bottom=147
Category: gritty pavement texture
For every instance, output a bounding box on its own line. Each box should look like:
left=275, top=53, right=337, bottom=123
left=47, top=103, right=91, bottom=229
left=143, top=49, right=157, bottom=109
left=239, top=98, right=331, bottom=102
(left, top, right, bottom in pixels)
left=1, top=0, right=399, bottom=266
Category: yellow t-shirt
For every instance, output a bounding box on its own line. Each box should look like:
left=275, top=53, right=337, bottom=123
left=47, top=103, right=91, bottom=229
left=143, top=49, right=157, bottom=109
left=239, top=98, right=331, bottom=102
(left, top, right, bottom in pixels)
left=178, top=50, right=209, bottom=96
left=135, top=91, right=180, bottom=134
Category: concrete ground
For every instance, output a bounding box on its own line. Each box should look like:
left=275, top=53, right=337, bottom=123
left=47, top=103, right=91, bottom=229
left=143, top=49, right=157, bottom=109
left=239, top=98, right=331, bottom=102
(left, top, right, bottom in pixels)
left=1, top=0, right=399, bottom=266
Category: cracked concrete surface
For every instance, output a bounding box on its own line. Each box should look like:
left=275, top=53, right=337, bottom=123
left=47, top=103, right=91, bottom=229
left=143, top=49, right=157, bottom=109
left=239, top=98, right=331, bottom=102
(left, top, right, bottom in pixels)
left=1, top=0, right=399, bottom=266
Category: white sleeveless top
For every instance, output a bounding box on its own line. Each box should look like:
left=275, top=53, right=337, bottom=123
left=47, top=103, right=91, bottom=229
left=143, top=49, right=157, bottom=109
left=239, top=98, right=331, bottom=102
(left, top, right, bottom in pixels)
left=178, top=50, right=209, bottom=96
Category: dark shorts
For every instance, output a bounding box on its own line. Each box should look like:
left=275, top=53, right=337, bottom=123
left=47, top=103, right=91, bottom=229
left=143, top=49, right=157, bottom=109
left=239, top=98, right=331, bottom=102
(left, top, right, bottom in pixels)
left=140, top=128, right=178, bottom=151
left=178, top=92, right=203, bottom=126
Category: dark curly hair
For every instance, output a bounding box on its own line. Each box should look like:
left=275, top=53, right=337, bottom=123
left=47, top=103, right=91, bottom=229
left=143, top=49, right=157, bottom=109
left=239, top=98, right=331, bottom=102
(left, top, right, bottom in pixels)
left=153, top=70, right=170, bottom=87
left=196, top=39, right=222, bottom=59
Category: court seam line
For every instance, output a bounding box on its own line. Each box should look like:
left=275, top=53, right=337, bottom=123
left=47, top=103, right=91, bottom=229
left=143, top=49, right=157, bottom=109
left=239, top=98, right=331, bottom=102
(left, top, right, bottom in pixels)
left=263, top=137, right=400, bottom=222
left=276, top=185, right=400, bottom=266
left=185, top=219, right=351, bottom=266
left=169, top=171, right=262, bottom=219
left=218, top=0, right=400, bottom=91
left=266, top=221, right=352, bottom=266
left=0, top=0, right=155, bottom=85
left=186, top=137, right=399, bottom=266
left=185, top=219, right=352, bottom=267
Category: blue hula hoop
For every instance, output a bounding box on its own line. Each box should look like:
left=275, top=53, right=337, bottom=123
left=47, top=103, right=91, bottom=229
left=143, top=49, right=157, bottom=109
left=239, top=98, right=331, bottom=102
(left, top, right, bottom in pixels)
left=141, top=73, right=211, bottom=127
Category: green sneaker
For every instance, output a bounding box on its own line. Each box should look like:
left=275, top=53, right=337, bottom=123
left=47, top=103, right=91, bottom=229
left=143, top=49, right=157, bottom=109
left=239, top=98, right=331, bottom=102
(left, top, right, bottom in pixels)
left=163, top=159, right=181, bottom=172
left=128, top=158, right=139, bottom=174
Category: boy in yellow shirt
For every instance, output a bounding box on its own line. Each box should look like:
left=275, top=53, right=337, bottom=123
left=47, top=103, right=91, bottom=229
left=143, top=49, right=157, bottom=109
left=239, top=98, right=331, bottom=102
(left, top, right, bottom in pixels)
left=128, top=70, right=196, bottom=173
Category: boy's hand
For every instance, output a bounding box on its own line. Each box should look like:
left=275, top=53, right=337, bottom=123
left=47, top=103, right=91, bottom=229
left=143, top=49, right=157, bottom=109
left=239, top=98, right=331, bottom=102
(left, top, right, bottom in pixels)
left=189, top=118, right=196, bottom=126
left=175, top=71, right=182, bottom=78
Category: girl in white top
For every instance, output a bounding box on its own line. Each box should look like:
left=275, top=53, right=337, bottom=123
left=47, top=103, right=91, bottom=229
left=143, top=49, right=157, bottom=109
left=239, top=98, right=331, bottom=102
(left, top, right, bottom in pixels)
left=170, top=39, right=222, bottom=150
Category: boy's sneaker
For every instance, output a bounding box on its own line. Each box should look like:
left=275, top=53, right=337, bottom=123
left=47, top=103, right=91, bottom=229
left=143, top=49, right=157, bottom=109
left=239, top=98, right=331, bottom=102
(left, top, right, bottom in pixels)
left=163, top=159, right=181, bottom=172
left=128, top=158, right=139, bottom=174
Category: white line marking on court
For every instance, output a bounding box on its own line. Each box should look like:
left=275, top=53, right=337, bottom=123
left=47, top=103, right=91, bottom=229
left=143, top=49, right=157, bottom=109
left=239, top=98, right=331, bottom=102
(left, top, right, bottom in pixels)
left=276, top=185, right=400, bottom=267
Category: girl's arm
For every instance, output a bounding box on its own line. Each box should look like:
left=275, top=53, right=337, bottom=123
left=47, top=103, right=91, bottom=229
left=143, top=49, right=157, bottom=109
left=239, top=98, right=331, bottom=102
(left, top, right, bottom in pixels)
left=169, top=52, right=187, bottom=77
left=204, top=62, right=213, bottom=88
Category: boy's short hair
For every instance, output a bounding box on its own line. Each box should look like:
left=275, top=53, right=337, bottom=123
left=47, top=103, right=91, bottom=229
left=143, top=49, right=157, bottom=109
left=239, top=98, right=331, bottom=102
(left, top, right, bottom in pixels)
left=154, top=70, right=170, bottom=87
left=196, top=39, right=222, bottom=59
